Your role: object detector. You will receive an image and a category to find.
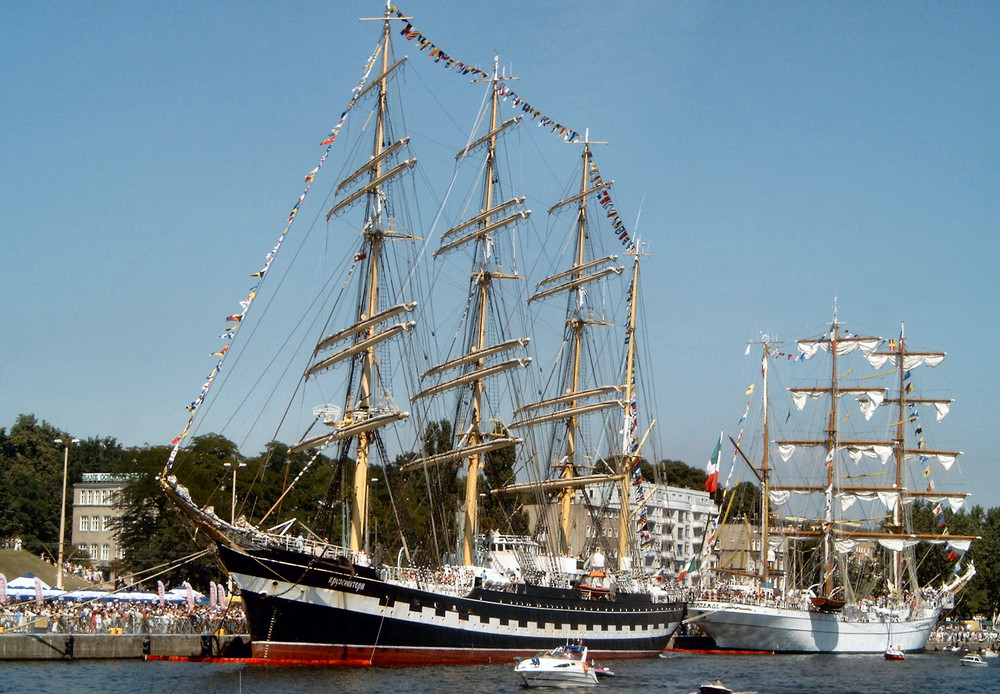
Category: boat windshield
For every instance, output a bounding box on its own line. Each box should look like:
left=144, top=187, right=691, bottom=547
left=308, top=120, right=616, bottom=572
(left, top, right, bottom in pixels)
left=546, top=646, right=585, bottom=660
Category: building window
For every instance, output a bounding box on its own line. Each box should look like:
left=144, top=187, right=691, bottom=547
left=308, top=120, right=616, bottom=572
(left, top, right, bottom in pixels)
left=90, top=543, right=99, bottom=559
left=80, top=516, right=89, bottom=532
left=77, top=544, right=88, bottom=554
left=102, top=490, right=112, bottom=505
left=101, top=544, right=110, bottom=561
left=103, top=516, right=112, bottom=531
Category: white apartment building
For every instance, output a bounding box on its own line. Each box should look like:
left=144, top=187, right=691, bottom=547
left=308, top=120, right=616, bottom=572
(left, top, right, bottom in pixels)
left=524, top=483, right=718, bottom=585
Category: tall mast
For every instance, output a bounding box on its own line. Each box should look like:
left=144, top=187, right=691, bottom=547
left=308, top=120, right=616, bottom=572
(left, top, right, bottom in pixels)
left=555, top=143, right=593, bottom=554
left=891, top=324, right=907, bottom=594
left=348, top=10, right=394, bottom=555
left=406, top=54, right=530, bottom=567
left=823, top=320, right=839, bottom=599
left=456, top=54, right=504, bottom=567
left=505, top=138, right=628, bottom=559
left=873, top=323, right=957, bottom=595
left=617, top=254, right=641, bottom=569
left=760, top=341, right=771, bottom=584
left=301, top=3, right=417, bottom=556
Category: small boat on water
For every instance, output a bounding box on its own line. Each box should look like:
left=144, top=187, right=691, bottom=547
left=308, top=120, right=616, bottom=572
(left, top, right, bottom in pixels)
left=699, top=682, right=733, bottom=694
left=515, top=644, right=599, bottom=688
left=960, top=653, right=988, bottom=667
left=884, top=645, right=905, bottom=660
left=592, top=665, right=615, bottom=678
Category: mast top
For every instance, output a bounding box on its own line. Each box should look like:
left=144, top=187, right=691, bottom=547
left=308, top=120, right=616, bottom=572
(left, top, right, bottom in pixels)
left=360, top=2, right=409, bottom=21
left=566, top=129, right=608, bottom=147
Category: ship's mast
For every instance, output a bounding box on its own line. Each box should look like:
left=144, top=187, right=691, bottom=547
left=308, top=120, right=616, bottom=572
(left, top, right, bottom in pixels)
left=504, top=139, right=634, bottom=561
left=458, top=56, right=506, bottom=567
left=405, top=55, right=530, bottom=567
left=891, top=324, right=907, bottom=594
left=823, top=320, right=840, bottom=599
left=617, top=254, right=641, bottom=569
left=347, top=10, right=394, bottom=555
left=553, top=143, right=594, bottom=554
left=875, top=323, right=957, bottom=595
left=760, top=341, right=772, bottom=584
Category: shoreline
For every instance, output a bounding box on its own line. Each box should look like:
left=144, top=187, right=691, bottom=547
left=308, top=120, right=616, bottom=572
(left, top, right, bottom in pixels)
left=0, top=633, right=250, bottom=660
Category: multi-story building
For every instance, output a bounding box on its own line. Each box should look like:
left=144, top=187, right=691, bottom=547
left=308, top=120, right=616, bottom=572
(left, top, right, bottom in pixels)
left=523, top=483, right=718, bottom=585
left=70, top=473, right=130, bottom=571
left=639, top=486, right=717, bottom=585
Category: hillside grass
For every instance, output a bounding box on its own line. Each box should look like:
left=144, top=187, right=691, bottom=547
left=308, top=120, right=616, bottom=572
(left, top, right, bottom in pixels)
left=0, top=549, right=92, bottom=590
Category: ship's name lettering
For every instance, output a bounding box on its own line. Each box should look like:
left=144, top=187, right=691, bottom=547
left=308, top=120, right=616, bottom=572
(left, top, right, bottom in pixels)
left=328, top=576, right=365, bottom=592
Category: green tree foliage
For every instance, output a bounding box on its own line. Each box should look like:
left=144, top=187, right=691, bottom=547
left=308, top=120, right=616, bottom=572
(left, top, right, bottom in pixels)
left=112, top=443, right=223, bottom=587
left=0, top=414, right=119, bottom=557
left=657, top=457, right=708, bottom=491
left=480, top=423, right=528, bottom=537
left=719, top=481, right=762, bottom=524
left=368, top=420, right=463, bottom=566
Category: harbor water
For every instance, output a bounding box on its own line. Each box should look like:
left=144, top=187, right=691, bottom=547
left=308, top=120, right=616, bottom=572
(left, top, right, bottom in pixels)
left=1, top=650, right=993, bottom=694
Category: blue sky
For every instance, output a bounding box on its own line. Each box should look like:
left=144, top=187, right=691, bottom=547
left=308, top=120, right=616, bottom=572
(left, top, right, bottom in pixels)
left=3, top=2, right=998, bottom=506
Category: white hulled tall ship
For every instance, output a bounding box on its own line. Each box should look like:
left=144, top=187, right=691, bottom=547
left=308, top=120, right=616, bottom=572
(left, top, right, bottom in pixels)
left=688, top=313, right=976, bottom=653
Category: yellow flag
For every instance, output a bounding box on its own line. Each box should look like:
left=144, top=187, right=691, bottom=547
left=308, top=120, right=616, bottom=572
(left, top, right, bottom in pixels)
left=745, top=384, right=755, bottom=395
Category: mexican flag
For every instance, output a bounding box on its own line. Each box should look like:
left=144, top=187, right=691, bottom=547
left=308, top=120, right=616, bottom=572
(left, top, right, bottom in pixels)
left=678, top=555, right=698, bottom=582
left=705, top=431, right=722, bottom=493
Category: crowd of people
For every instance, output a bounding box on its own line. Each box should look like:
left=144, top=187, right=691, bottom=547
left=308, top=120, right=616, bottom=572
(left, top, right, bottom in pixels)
left=59, top=560, right=104, bottom=585
left=0, top=599, right=247, bottom=635
left=929, top=622, right=999, bottom=651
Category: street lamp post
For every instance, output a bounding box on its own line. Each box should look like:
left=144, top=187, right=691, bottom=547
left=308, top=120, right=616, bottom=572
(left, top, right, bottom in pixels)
left=53, top=437, right=80, bottom=590
left=223, top=459, right=247, bottom=524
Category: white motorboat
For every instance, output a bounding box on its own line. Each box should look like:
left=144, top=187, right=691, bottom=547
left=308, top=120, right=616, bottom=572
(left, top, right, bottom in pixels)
left=960, top=653, right=987, bottom=667
left=515, top=644, right=600, bottom=688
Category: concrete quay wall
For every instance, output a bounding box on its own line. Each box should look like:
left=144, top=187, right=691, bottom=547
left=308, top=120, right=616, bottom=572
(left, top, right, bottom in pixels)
left=926, top=638, right=997, bottom=653
left=0, top=633, right=251, bottom=660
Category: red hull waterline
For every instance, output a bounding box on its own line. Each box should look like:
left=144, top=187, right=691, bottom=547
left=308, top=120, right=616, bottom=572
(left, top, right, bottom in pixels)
left=150, top=644, right=663, bottom=666
left=145, top=655, right=372, bottom=666
left=255, top=642, right=663, bottom=666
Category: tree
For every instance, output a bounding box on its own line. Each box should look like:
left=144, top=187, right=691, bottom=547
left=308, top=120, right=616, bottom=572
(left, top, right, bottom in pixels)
left=480, top=423, right=528, bottom=536
left=719, top=481, right=762, bottom=524
left=0, top=414, right=120, bottom=557
left=657, top=457, right=708, bottom=492
left=113, top=442, right=224, bottom=588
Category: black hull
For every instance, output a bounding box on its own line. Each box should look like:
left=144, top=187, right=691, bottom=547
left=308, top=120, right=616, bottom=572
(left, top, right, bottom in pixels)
left=219, top=544, right=684, bottom=665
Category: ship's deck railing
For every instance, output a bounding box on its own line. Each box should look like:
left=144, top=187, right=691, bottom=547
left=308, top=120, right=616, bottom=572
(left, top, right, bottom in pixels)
left=242, top=529, right=363, bottom=565
left=381, top=565, right=480, bottom=597
left=235, top=527, right=683, bottom=601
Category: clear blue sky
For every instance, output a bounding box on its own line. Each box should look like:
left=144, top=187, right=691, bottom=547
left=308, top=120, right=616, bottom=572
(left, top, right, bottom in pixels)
left=3, top=2, right=997, bottom=505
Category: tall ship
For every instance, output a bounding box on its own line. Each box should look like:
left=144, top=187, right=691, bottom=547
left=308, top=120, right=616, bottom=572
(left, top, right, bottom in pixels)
left=160, top=3, right=683, bottom=665
left=688, top=314, right=976, bottom=653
